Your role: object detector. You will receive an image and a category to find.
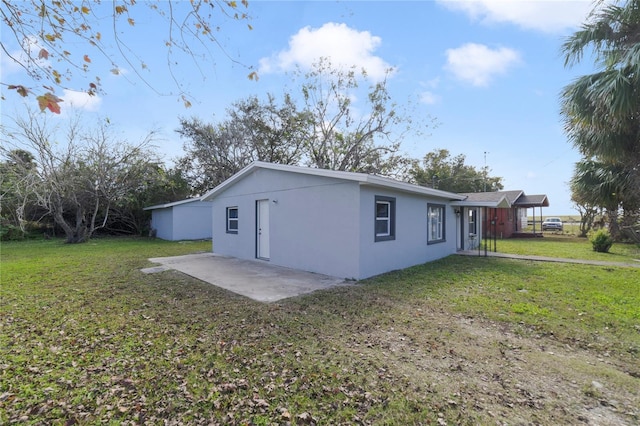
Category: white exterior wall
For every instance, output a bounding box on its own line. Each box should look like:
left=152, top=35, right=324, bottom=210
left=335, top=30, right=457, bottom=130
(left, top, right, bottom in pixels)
left=358, top=187, right=458, bottom=279
left=151, top=208, right=174, bottom=240
left=209, top=166, right=461, bottom=280
left=172, top=202, right=213, bottom=240
left=211, top=168, right=361, bottom=278
left=151, top=201, right=212, bottom=241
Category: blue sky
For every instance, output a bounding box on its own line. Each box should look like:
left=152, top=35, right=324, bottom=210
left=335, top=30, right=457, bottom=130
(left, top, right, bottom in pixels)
left=1, top=0, right=598, bottom=215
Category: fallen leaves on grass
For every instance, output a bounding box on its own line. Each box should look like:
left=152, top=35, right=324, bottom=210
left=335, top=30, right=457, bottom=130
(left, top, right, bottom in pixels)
left=2, top=239, right=638, bottom=424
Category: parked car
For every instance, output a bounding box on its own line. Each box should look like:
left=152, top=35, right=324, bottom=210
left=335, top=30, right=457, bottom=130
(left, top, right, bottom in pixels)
left=542, top=217, right=563, bottom=231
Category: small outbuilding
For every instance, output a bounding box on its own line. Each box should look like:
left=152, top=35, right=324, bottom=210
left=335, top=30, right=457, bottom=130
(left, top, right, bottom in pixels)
left=144, top=198, right=213, bottom=241
left=202, top=162, right=476, bottom=280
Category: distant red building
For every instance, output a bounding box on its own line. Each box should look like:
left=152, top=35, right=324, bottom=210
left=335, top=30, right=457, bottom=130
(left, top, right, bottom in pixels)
left=459, top=190, right=549, bottom=239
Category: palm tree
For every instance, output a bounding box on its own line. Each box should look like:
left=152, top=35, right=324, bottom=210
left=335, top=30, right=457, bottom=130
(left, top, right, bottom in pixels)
left=561, top=0, right=640, bottom=235
left=571, top=160, right=629, bottom=238
left=562, top=1, right=640, bottom=120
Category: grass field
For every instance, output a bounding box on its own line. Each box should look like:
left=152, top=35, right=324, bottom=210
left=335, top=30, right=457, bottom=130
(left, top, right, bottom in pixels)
left=496, top=236, right=640, bottom=262
left=1, top=237, right=639, bottom=425
left=525, top=215, right=584, bottom=236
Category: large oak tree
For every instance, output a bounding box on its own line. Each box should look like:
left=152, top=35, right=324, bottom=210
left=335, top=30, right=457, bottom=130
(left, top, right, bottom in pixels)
left=409, top=149, right=503, bottom=193
left=177, top=59, right=429, bottom=192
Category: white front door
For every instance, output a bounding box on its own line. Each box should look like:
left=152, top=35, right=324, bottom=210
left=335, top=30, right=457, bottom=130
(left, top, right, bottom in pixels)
left=256, top=199, right=270, bottom=260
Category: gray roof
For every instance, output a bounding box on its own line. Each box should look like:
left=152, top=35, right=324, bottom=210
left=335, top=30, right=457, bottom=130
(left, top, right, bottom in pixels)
left=453, top=192, right=510, bottom=208
left=202, top=161, right=467, bottom=201
left=455, top=190, right=549, bottom=208
left=501, top=190, right=526, bottom=204
left=513, top=194, right=549, bottom=207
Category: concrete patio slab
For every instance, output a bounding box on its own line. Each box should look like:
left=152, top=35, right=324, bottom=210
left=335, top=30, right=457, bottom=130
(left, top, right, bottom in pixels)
left=146, top=253, right=349, bottom=302
left=141, top=265, right=172, bottom=274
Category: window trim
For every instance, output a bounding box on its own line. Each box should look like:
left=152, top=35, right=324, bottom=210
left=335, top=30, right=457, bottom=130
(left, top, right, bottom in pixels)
left=375, top=196, right=396, bottom=242
left=427, top=203, right=446, bottom=244
left=226, top=206, right=238, bottom=234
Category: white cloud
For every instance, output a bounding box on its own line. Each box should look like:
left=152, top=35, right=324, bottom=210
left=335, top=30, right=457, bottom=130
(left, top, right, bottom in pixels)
left=445, top=43, right=521, bottom=87
left=0, top=50, right=25, bottom=77
left=420, top=91, right=440, bottom=105
left=418, top=78, right=441, bottom=104
left=62, top=90, right=102, bottom=112
left=0, top=35, right=49, bottom=79
left=437, top=0, right=593, bottom=34
left=259, top=22, right=393, bottom=82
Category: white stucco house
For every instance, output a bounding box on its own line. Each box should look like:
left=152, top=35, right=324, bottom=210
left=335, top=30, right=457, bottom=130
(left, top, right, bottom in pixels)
left=201, top=162, right=487, bottom=280
left=144, top=198, right=213, bottom=241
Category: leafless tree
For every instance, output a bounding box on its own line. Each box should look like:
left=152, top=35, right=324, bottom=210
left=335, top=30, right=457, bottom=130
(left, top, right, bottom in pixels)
left=0, top=149, right=40, bottom=235
left=2, top=109, right=158, bottom=242
left=296, top=58, right=422, bottom=177
left=177, top=59, right=431, bottom=193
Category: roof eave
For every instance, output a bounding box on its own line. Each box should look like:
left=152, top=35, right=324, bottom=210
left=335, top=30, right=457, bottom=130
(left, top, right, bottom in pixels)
left=201, top=162, right=258, bottom=201
left=361, top=176, right=465, bottom=200
left=202, top=161, right=466, bottom=201
left=452, top=197, right=511, bottom=208
left=143, top=197, right=208, bottom=211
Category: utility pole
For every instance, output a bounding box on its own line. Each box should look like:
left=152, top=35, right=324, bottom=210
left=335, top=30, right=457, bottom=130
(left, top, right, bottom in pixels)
left=483, top=151, right=489, bottom=192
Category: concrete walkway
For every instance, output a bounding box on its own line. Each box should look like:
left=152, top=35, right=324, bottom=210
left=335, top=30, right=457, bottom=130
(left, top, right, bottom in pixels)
left=143, top=253, right=349, bottom=303
left=456, top=250, right=640, bottom=268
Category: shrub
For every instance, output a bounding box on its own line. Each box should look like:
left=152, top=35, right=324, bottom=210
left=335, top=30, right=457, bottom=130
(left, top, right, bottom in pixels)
left=589, top=229, right=613, bottom=253
left=0, top=224, right=25, bottom=241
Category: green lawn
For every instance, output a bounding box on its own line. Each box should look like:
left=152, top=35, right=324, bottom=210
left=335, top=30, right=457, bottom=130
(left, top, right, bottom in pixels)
left=1, top=237, right=639, bottom=425
left=524, top=223, right=582, bottom=236
left=525, top=215, right=582, bottom=236
left=495, top=236, right=640, bottom=262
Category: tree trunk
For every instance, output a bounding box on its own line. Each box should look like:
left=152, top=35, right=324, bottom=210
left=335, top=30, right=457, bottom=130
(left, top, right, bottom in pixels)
left=53, top=201, right=88, bottom=243
left=578, top=206, right=598, bottom=238
left=621, top=207, right=640, bottom=242
left=606, top=209, right=621, bottom=241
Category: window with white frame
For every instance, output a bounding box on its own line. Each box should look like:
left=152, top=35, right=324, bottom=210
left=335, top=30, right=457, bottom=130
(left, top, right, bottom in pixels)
left=226, top=207, right=238, bottom=234
left=428, top=204, right=445, bottom=244
left=375, top=196, right=395, bottom=242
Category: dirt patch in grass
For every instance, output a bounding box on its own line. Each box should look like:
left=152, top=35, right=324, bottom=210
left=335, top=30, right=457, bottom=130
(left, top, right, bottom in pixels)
left=283, top=282, right=638, bottom=425
left=352, top=310, right=638, bottom=425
